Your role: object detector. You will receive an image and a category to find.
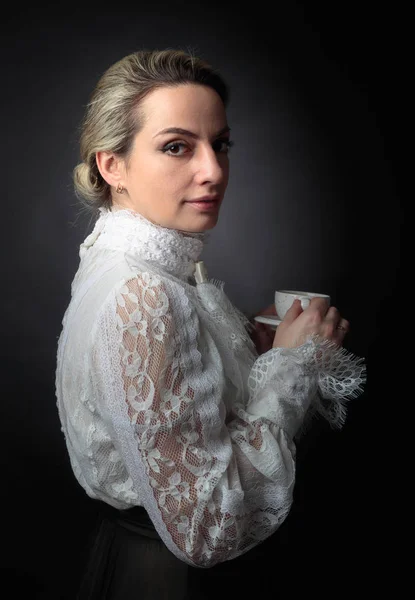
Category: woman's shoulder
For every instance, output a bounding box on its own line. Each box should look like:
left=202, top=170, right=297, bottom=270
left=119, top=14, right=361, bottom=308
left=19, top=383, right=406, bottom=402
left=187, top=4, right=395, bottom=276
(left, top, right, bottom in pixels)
left=83, top=261, right=199, bottom=353
left=74, top=248, right=189, bottom=300
left=82, top=254, right=194, bottom=321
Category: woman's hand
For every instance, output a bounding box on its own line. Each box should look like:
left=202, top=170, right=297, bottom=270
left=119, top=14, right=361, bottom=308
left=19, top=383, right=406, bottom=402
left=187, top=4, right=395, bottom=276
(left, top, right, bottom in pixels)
left=272, top=298, right=350, bottom=349
left=249, top=303, right=278, bottom=355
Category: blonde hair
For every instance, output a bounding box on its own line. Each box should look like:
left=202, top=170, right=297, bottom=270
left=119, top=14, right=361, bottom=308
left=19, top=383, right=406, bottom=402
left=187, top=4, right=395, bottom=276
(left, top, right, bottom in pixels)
left=73, top=48, right=229, bottom=213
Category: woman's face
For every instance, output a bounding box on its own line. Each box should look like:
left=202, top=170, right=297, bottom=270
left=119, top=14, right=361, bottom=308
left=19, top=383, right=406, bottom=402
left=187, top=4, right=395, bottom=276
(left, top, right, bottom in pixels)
left=109, top=84, right=231, bottom=232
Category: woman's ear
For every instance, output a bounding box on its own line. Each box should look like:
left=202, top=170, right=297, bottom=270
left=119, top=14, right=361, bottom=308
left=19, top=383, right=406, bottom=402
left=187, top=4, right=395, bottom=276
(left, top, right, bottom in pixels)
left=96, top=151, right=125, bottom=189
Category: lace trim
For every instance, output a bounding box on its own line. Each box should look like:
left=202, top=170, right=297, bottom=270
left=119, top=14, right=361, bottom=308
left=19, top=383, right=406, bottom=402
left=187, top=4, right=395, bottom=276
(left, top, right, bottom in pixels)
left=79, top=207, right=209, bottom=280
left=248, top=335, right=366, bottom=432
left=299, top=334, right=366, bottom=429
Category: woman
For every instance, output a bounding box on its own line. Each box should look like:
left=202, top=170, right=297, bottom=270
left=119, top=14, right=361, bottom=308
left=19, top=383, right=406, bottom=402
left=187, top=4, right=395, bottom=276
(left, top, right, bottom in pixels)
left=55, top=49, right=365, bottom=598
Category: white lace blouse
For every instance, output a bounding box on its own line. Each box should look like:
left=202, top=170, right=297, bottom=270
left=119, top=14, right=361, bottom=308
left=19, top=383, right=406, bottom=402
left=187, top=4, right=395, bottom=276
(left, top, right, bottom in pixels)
left=55, top=206, right=365, bottom=568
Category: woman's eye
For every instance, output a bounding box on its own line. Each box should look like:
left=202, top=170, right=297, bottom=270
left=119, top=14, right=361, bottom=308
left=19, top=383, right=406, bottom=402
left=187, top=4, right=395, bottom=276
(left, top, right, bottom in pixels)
left=162, top=142, right=189, bottom=156
left=213, top=138, right=234, bottom=153
left=162, top=138, right=234, bottom=157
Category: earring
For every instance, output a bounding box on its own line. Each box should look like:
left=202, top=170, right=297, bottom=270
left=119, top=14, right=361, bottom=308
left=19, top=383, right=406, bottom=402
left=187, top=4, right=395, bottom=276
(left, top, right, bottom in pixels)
left=116, top=183, right=124, bottom=194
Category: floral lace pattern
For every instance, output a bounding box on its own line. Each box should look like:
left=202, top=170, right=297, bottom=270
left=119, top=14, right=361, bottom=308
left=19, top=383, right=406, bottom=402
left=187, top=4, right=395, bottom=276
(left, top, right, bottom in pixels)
left=95, top=271, right=297, bottom=567
left=56, top=206, right=366, bottom=568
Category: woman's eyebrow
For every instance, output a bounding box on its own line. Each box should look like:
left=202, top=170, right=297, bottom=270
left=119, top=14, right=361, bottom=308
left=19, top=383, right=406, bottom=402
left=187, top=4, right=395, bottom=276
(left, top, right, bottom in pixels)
left=153, top=126, right=231, bottom=139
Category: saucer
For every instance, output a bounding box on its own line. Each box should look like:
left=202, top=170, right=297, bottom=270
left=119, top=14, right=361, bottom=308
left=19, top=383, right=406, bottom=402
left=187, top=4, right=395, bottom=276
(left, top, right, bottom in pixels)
left=254, top=315, right=282, bottom=329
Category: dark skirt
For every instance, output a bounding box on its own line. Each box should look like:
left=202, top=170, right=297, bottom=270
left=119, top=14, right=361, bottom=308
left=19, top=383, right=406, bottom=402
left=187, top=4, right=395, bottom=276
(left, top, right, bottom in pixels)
left=76, top=502, right=289, bottom=599
left=77, top=503, right=190, bottom=600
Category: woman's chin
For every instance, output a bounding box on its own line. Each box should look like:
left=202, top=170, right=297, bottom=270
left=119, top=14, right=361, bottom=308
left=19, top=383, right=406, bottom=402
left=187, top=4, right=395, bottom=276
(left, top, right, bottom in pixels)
left=179, top=211, right=219, bottom=232
left=189, top=216, right=219, bottom=232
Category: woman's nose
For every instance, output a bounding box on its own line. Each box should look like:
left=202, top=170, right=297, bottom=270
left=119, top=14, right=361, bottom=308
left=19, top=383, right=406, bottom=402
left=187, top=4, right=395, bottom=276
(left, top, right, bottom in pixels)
left=194, top=145, right=227, bottom=184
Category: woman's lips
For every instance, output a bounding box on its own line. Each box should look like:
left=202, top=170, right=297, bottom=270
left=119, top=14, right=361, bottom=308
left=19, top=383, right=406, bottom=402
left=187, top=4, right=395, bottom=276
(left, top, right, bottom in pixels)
left=185, top=199, right=220, bottom=211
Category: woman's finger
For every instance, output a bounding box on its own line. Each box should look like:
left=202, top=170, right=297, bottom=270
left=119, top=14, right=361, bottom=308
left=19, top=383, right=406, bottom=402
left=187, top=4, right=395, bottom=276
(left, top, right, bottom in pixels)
left=282, top=299, right=304, bottom=324
left=308, top=297, right=331, bottom=316
left=325, top=306, right=340, bottom=324
left=335, top=318, right=350, bottom=334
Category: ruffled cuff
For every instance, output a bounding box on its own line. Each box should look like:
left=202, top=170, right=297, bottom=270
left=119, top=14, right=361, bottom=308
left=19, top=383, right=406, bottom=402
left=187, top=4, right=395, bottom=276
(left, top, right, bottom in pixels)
left=296, top=334, right=366, bottom=429
left=247, top=335, right=366, bottom=435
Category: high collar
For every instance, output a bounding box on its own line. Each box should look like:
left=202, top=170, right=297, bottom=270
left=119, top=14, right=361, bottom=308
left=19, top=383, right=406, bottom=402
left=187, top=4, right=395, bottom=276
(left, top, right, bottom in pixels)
left=79, top=206, right=209, bottom=281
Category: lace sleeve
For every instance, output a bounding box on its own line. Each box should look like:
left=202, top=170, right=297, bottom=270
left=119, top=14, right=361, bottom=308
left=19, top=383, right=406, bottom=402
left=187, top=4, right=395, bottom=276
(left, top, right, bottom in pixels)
left=246, top=336, right=366, bottom=435
left=91, top=272, right=321, bottom=567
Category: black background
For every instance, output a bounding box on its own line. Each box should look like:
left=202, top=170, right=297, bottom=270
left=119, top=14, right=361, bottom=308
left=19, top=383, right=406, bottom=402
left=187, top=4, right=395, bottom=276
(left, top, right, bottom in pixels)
left=1, top=2, right=404, bottom=597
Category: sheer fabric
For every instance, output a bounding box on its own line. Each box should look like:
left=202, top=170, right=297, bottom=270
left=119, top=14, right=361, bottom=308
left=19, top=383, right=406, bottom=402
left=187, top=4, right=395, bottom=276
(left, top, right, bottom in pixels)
left=56, top=207, right=365, bottom=567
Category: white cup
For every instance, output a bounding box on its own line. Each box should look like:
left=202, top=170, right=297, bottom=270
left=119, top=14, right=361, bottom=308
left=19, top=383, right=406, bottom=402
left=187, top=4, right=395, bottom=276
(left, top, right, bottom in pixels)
left=274, top=289, right=330, bottom=319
